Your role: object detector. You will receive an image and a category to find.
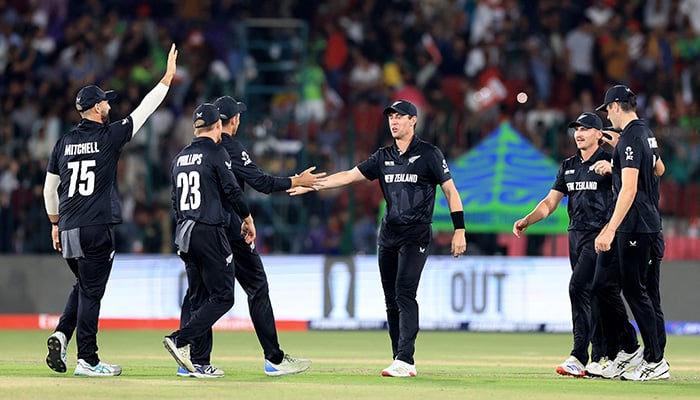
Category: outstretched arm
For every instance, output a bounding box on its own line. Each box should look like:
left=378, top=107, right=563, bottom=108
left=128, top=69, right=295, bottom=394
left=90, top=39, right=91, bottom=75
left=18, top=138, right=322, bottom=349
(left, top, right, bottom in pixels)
left=287, top=166, right=367, bottom=196
left=130, top=44, right=178, bottom=136
left=512, top=190, right=564, bottom=238
left=290, top=166, right=326, bottom=188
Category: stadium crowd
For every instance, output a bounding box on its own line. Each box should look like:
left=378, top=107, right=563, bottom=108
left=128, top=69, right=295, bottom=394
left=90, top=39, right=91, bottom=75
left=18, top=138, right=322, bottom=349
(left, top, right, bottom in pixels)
left=1, top=0, right=699, bottom=255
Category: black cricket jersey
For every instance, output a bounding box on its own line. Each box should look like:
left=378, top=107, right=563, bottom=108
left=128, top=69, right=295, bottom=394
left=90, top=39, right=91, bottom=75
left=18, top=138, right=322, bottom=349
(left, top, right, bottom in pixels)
left=47, top=117, right=134, bottom=230
left=611, top=119, right=661, bottom=233
left=171, top=137, right=250, bottom=225
left=357, top=135, right=452, bottom=226
left=552, top=147, right=613, bottom=231
left=219, top=134, right=291, bottom=238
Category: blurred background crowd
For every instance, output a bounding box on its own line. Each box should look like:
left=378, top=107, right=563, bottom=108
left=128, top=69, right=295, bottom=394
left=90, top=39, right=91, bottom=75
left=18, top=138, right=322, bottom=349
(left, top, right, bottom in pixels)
left=0, top=0, right=699, bottom=256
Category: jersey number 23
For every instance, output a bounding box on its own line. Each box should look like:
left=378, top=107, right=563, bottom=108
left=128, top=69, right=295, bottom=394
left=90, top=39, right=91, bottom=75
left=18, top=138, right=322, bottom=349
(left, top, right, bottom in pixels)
left=176, top=171, right=201, bottom=211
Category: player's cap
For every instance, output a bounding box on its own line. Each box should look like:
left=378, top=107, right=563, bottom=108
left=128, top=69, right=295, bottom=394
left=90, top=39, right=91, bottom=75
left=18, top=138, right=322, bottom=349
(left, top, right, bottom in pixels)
left=214, top=96, right=247, bottom=120
left=595, top=85, right=635, bottom=112
left=193, top=103, right=220, bottom=128
left=75, top=85, right=116, bottom=111
left=567, top=112, right=602, bottom=130
left=383, top=99, right=417, bottom=117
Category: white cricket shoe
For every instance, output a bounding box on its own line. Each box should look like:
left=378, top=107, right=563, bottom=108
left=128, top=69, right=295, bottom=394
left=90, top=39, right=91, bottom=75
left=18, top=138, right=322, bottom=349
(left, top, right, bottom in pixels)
left=264, top=354, right=311, bottom=376
left=621, top=359, right=670, bottom=381
left=46, top=331, right=68, bottom=373
left=555, top=355, right=586, bottom=377
left=381, top=359, right=417, bottom=377
left=74, top=359, right=122, bottom=376
left=585, top=357, right=610, bottom=377
left=163, top=336, right=195, bottom=373
left=190, top=364, right=225, bottom=378
left=602, top=347, right=643, bottom=379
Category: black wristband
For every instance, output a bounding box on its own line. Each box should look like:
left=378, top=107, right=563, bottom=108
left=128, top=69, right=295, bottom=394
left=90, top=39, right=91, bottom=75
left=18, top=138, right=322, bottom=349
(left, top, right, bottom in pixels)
left=51, top=222, right=58, bottom=226
left=450, top=211, right=465, bottom=230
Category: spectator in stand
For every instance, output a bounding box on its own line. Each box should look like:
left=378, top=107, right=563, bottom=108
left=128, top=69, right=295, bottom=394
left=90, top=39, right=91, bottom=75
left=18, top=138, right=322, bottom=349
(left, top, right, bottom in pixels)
left=644, top=0, right=671, bottom=31
left=0, top=157, right=19, bottom=252
left=348, top=47, right=384, bottom=103
left=585, top=0, right=615, bottom=27
left=295, top=54, right=327, bottom=126
left=322, top=19, right=348, bottom=94
left=564, top=17, right=595, bottom=99
left=599, top=15, right=631, bottom=85
left=679, top=0, right=700, bottom=35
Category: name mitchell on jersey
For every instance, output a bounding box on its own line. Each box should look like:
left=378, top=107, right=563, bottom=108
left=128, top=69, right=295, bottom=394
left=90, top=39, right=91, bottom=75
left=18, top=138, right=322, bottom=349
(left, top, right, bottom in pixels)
left=64, top=142, right=100, bottom=155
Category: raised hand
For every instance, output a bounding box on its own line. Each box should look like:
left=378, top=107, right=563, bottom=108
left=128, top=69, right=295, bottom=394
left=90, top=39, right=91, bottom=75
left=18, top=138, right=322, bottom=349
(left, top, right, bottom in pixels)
left=601, top=129, right=620, bottom=148
left=161, top=43, right=178, bottom=85
left=287, top=186, right=315, bottom=196
left=291, top=166, right=326, bottom=188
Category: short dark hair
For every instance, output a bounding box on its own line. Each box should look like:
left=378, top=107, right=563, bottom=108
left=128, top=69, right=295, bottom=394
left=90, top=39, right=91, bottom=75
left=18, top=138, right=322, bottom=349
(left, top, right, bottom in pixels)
left=618, top=95, right=637, bottom=112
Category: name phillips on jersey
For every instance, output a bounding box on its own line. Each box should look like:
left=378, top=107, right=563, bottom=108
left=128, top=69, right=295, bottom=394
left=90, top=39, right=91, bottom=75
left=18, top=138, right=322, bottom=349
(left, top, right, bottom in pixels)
left=176, top=153, right=203, bottom=166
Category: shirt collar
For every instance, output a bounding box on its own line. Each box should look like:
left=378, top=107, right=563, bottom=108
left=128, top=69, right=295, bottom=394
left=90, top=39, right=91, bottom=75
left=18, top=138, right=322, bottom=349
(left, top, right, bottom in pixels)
left=391, top=135, right=420, bottom=158
left=78, top=119, right=104, bottom=128
left=220, top=133, right=233, bottom=143
left=577, top=146, right=607, bottom=164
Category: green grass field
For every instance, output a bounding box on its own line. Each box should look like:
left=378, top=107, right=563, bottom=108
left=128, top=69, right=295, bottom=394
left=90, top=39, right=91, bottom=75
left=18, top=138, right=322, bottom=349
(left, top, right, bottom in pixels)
left=0, top=330, right=698, bottom=399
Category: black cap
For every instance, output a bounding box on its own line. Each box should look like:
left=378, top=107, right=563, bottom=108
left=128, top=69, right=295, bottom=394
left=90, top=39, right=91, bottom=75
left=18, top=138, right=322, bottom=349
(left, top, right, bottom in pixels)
left=75, top=85, right=116, bottom=111
left=567, top=112, right=603, bottom=130
left=214, top=96, right=247, bottom=120
left=192, top=103, right=221, bottom=128
left=595, top=85, right=635, bottom=112
left=383, top=99, right=417, bottom=117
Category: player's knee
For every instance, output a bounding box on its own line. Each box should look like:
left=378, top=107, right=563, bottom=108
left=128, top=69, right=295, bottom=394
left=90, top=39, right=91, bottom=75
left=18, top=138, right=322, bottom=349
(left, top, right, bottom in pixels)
left=217, top=297, right=235, bottom=310
left=568, top=279, right=589, bottom=296
left=249, top=283, right=269, bottom=299
left=384, top=299, right=398, bottom=313
left=210, top=292, right=235, bottom=309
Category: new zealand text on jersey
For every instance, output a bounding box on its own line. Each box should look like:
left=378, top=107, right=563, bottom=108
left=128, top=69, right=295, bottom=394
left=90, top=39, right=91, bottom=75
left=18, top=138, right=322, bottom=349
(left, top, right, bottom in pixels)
left=384, top=173, right=418, bottom=183
left=176, top=153, right=203, bottom=166
left=64, top=142, right=99, bottom=155
left=566, top=181, right=598, bottom=191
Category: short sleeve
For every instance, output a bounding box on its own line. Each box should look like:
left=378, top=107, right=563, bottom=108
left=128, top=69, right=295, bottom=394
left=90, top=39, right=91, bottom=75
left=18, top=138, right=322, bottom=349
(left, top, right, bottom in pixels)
left=618, top=133, right=644, bottom=170
left=107, top=116, right=134, bottom=150
left=428, top=147, right=452, bottom=185
left=47, top=141, right=61, bottom=175
left=552, top=163, right=568, bottom=194
left=357, top=151, right=381, bottom=181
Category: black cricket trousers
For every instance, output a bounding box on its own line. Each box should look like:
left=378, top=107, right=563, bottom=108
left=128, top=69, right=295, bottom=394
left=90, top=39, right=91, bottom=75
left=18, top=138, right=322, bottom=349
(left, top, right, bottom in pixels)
left=592, top=237, right=638, bottom=359
left=567, top=230, right=599, bottom=365
left=617, top=232, right=662, bottom=363
left=56, top=224, right=115, bottom=366
left=171, top=224, right=235, bottom=357
left=182, top=237, right=284, bottom=365
left=377, top=223, right=431, bottom=366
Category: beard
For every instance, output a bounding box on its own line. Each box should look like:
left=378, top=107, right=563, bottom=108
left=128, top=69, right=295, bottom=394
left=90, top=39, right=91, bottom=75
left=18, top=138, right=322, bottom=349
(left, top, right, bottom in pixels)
left=100, top=109, right=110, bottom=124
